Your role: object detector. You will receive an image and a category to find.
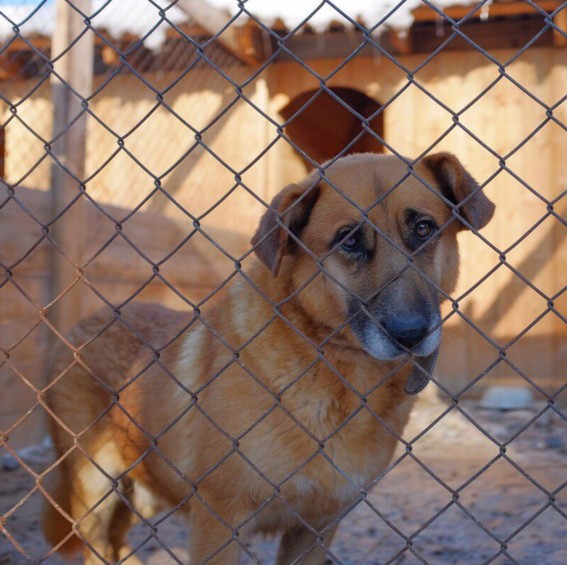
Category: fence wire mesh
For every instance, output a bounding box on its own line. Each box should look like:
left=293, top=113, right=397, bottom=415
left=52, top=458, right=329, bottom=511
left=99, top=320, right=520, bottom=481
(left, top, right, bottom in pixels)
left=1, top=0, right=567, bottom=563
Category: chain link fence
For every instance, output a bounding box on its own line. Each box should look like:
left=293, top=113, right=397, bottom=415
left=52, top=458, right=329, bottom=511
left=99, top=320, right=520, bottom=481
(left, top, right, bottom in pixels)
left=1, top=0, right=567, bottom=563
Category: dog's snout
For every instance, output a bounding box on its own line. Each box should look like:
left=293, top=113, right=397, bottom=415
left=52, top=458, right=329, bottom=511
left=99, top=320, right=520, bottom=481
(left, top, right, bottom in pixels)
left=384, top=313, right=430, bottom=349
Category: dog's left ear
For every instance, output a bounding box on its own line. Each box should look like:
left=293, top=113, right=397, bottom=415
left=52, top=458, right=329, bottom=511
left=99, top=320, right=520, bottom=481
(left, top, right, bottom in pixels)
left=421, top=152, right=495, bottom=230
left=251, top=182, right=320, bottom=276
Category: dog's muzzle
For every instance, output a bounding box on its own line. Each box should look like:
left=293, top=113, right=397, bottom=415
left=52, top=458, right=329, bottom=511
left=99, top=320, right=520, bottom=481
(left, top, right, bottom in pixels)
left=349, top=303, right=441, bottom=394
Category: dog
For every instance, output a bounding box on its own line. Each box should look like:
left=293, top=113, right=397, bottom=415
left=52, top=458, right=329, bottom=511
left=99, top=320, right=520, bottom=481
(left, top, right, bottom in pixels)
left=42, top=152, right=494, bottom=564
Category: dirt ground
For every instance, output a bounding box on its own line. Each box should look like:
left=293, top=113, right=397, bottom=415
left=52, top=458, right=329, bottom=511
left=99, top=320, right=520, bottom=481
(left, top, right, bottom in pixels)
left=1, top=396, right=567, bottom=564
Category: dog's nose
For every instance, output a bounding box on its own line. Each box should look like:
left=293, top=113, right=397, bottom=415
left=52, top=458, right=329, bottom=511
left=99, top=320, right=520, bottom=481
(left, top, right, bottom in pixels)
left=384, top=314, right=430, bottom=349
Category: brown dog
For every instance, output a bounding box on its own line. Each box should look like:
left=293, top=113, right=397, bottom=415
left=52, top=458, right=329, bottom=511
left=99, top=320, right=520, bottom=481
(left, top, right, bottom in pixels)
left=42, top=153, right=494, bottom=564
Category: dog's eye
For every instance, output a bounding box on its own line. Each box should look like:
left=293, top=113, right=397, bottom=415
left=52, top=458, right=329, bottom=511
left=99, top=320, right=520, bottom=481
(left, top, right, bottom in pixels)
left=415, top=220, right=436, bottom=240
left=337, top=228, right=363, bottom=252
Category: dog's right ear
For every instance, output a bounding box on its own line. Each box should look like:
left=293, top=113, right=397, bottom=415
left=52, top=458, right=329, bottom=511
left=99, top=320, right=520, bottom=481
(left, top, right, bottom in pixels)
left=251, top=182, right=320, bottom=276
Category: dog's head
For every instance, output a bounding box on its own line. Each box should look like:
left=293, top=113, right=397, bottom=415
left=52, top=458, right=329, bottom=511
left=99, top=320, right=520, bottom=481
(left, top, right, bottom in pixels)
left=251, top=153, right=494, bottom=361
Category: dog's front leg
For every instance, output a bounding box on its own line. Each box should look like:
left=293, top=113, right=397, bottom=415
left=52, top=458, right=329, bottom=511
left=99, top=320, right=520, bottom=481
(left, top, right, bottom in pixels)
left=276, top=523, right=338, bottom=565
left=187, top=500, right=243, bottom=564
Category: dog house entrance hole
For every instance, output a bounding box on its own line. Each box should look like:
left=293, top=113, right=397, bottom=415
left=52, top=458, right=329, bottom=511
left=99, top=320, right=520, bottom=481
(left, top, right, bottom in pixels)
left=281, top=87, right=384, bottom=165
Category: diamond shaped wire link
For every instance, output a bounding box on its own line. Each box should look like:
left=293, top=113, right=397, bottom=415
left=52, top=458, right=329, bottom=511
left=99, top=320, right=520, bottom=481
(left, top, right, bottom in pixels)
left=1, top=0, right=567, bottom=563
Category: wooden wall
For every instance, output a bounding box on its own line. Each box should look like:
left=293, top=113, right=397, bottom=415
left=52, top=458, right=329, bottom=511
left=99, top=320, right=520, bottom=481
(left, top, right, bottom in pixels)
left=3, top=65, right=273, bottom=240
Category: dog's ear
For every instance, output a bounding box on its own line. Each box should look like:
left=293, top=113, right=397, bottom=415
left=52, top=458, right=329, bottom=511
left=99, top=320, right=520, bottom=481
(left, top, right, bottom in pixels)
left=251, top=182, right=320, bottom=276
left=422, top=152, right=495, bottom=230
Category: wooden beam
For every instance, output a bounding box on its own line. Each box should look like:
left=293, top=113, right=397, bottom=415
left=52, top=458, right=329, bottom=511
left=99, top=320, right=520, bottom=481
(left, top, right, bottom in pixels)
left=0, top=51, right=28, bottom=81
left=0, top=35, right=50, bottom=81
left=165, top=22, right=210, bottom=40
left=409, top=15, right=554, bottom=53
left=277, top=15, right=558, bottom=61
left=174, top=0, right=269, bottom=64
left=48, top=0, right=93, bottom=335
left=2, top=35, right=52, bottom=53
left=412, top=0, right=562, bottom=23
left=276, top=30, right=371, bottom=61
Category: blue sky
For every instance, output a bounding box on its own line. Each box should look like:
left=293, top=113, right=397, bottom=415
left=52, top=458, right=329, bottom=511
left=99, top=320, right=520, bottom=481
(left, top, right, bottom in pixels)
left=0, top=0, right=53, bottom=6
left=0, top=1, right=53, bottom=6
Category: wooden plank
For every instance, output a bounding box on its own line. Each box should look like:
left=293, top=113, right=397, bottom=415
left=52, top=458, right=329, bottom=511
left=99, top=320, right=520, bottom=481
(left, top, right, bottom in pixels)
left=238, top=19, right=271, bottom=64
left=83, top=279, right=214, bottom=312
left=0, top=51, right=28, bottom=81
left=174, top=0, right=269, bottom=64
left=48, top=0, right=93, bottom=336
left=276, top=15, right=560, bottom=62
left=83, top=244, right=215, bottom=286
left=0, top=215, right=49, bottom=273
left=0, top=407, right=46, bottom=449
left=0, top=319, right=45, bottom=352
left=0, top=187, right=49, bottom=279
left=0, top=322, right=49, bottom=448
left=553, top=7, right=567, bottom=47
left=276, top=30, right=373, bottom=61
left=1, top=35, right=52, bottom=53
left=165, top=22, right=213, bottom=40
left=0, top=185, right=248, bottom=292
left=409, top=17, right=554, bottom=54
left=549, top=51, right=567, bottom=385
left=0, top=276, right=48, bottom=322
left=412, top=0, right=562, bottom=22
left=0, top=126, right=4, bottom=177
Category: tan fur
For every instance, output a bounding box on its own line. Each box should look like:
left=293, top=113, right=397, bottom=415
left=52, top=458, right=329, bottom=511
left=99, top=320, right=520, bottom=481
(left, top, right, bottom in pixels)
left=42, top=153, right=494, bottom=564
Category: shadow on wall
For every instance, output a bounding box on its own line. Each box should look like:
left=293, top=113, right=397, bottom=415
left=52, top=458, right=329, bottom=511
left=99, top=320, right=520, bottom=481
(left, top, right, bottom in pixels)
left=439, top=196, right=567, bottom=395
left=146, top=84, right=252, bottom=216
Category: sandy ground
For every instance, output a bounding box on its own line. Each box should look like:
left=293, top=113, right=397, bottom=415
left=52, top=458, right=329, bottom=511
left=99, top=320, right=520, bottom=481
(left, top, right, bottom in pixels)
left=1, top=397, right=567, bottom=564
